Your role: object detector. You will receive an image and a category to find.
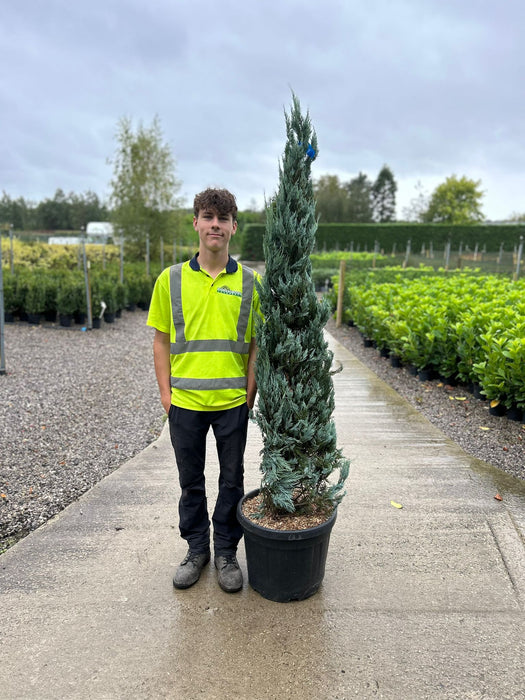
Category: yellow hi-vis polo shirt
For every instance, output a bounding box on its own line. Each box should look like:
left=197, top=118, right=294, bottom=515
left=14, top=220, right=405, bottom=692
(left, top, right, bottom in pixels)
left=147, top=255, right=262, bottom=411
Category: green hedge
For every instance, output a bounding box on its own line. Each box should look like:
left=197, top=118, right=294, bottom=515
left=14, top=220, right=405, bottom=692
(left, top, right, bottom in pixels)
left=241, top=223, right=525, bottom=260
left=341, top=273, right=525, bottom=409
left=3, top=262, right=160, bottom=322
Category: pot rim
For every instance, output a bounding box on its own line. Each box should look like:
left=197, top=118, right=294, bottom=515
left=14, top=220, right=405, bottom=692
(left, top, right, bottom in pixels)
left=237, top=488, right=337, bottom=540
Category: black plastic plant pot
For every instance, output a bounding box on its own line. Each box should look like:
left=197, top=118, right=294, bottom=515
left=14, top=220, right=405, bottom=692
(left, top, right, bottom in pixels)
left=390, top=354, right=402, bottom=368
left=489, top=402, right=506, bottom=417
left=418, top=367, right=437, bottom=382
left=237, top=489, right=337, bottom=603
left=59, top=314, right=72, bottom=327
left=506, top=405, right=523, bottom=422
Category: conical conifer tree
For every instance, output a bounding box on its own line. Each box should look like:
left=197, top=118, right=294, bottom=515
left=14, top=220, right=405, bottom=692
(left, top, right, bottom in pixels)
left=255, top=95, right=349, bottom=516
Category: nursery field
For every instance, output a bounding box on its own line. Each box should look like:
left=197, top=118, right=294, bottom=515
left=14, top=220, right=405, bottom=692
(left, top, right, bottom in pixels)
left=390, top=247, right=522, bottom=276
left=310, top=249, right=522, bottom=293
left=3, top=243, right=524, bottom=422
left=333, top=268, right=525, bottom=421
left=0, top=239, right=192, bottom=325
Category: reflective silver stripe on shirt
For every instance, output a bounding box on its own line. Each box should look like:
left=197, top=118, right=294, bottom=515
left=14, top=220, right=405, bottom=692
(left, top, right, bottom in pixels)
left=236, top=266, right=254, bottom=344
left=170, top=339, right=250, bottom=356
left=171, top=376, right=248, bottom=390
left=170, top=263, right=185, bottom=342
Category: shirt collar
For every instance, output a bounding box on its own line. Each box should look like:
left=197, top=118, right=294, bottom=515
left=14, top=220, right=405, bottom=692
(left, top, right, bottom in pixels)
left=189, top=253, right=238, bottom=274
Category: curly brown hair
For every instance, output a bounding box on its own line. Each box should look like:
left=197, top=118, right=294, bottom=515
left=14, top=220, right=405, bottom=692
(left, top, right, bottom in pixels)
left=193, top=188, right=238, bottom=221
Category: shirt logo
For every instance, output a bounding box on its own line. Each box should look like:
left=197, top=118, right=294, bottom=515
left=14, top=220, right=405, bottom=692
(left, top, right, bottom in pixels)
left=217, top=286, right=242, bottom=298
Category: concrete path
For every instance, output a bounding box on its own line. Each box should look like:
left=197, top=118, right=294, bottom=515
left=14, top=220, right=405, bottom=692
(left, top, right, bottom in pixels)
left=2, top=333, right=525, bottom=699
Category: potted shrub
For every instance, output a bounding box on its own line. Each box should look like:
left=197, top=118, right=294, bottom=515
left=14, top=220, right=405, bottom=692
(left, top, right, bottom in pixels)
left=99, top=279, right=117, bottom=323
left=3, top=272, right=16, bottom=322
left=114, top=280, right=127, bottom=317
left=24, top=274, right=46, bottom=324
left=15, top=272, right=30, bottom=321
left=56, top=275, right=77, bottom=327
left=124, top=273, right=138, bottom=311
left=237, top=96, right=349, bottom=602
left=67, top=276, right=87, bottom=325
left=90, top=282, right=104, bottom=328
left=136, top=273, right=153, bottom=310
left=43, top=275, right=58, bottom=323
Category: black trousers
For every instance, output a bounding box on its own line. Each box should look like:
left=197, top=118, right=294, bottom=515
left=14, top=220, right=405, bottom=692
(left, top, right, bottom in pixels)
left=168, top=402, right=248, bottom=555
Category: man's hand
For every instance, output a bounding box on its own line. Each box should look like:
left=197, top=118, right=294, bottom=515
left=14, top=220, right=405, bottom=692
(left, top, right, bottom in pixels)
left=160, top=393, right=172, bottom=415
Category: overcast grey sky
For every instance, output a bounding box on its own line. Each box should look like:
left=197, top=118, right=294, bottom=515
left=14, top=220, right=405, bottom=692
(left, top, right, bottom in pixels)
left=2, top=0, right=524, bottom=220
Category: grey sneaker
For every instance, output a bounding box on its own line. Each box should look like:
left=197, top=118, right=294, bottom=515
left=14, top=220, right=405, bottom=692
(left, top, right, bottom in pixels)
left=173, top=550, right=210, bottom=589
left=214, top=554, right=243, bottom=593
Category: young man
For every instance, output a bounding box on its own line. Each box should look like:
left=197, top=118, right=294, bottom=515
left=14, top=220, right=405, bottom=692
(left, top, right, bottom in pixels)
left=147, top=188, right=261, bottom=593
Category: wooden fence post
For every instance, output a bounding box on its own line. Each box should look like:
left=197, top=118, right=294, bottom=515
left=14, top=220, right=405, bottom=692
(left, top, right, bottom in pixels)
left=514, top=236, right=524, bottom=281
left=402, top=239, right=411, bottom=268
left=336, top=259, right=346, bottom=328
left=445, top=241, right=451, bottom=271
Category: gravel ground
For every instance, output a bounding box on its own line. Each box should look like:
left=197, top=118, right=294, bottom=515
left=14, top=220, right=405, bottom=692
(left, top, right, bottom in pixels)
left=0, top=311, right=164, bottom=553
left=1, top=311, right=523, bottom=554
left=326, top=317, right=525, bottom=482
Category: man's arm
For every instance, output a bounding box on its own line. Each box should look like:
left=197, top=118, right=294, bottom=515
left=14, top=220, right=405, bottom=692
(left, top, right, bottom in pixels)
left=153, top=329, right=172, bottom=414
left=246, top=337, right=257, bottom=410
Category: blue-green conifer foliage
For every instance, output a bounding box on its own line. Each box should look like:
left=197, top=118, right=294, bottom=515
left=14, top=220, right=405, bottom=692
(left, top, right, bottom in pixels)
left=255, top=96, right=349, bottom=516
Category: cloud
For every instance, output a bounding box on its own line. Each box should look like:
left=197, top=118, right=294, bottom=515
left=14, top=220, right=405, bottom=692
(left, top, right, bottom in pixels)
left=1, top=0, right=524, bottom=219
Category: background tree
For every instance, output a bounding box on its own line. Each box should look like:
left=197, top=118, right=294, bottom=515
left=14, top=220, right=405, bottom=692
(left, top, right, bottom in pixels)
left=109, top=115, right=182, bottom=259
left=401, top=181, right=430, bottom=222
left=0, top=192, right=33, bottom=230
left=372, top=164, right=397, bottom=222
left=345, top=172, right=373, bottom=222
left=35, top=189, right=72, bottom=230
left=313, top=174, right=348, bottom=222
left=68, top=191, right=109, bottom=230
left=1, top=190, right=108, bottom=231
left=422, top=175, right=484, bottom=224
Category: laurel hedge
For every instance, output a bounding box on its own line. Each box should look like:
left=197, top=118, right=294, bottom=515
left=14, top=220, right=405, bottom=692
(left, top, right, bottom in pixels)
left=336, top=271, right=525, bottom=412
left=241, top=222, right=525, bottom=260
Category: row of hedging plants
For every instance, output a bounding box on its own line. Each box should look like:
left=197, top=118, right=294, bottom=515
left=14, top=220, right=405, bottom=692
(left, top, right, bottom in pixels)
left=1, top=238, right=194, bottom=270
left=1, top=238, right=198, bottom=325
left=2, top=264, right=157, bottom=325
left=2, top=239, right=122, bottom=269
left=327, top=265, right=487, bottom=326
left=332, top=270, right=525, bottom=412
left=241, top=222, right=525, bottom=260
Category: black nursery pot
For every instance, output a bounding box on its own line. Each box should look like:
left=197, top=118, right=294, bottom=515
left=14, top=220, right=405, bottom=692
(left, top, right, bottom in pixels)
left=237, top=489, right=337, bottom=603
left=418, top=367, right=437, bottom=382
left=390, top=354, right=402, bottom=368
left=59, top=314, right=72, bottom=327
left=506, top=405, right=523, bottom=422
left=489, top=402, right=506, bottom=417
